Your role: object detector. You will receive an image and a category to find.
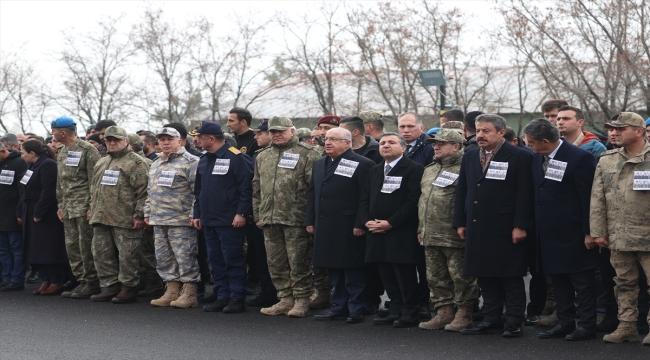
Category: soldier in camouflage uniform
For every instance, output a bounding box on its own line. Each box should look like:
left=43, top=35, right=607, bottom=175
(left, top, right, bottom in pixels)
left=88, top=126, right=150, bottom=304
left=51, top=117, right=102, bottom=299
left=253, top=116, right=321, bottom=317
left=359, top=110, right=384, bottom=141
left=416, top=129, right=479, bottom=331
left=144, top=127, right=200, bottom=308
left=591, top=112, right=650, bottom=345
left=128, top=133, right=164, bottom=297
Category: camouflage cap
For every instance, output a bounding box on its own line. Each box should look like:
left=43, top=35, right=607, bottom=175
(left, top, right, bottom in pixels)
left=605, top=112, right=645, bottom=129
left=127, top=133, right=143, bottom=146
left=296, top=127, right=312, bottom=138
left=156, top=127, right=181, bottom=138
left=359, top=110, right=382, bottom=123
left=425, top=128, right=464, bottom=144
left=268, top=116, right=294, bottom=131
left=441, top=121, right=464, bottom=130
left=104, top=126, right=128, bottom=140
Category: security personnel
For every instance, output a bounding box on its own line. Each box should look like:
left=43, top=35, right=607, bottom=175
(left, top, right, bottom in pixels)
left=227, top=107, right=259, bottom=156
left=52, top=117, right=102, bottom=299
left=192, top=121, right=254, bottom=314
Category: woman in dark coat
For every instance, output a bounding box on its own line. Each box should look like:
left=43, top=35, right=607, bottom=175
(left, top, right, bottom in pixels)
left=18, top=140, right=68, bottom=295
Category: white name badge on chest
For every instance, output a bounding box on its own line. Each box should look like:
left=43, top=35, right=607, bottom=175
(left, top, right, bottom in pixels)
left=66, top=151, right=82, bottom=167
left=278, top=152, right=299, bottom=169
left=0, top=170, right=15, bottom=185
left=545, top=159, right=567, bottom=182
left=381, top=176, right=402, bottom=193
left=157, top=170, right=176, bottom=187
left=485, top=161, right=508, bottom=180
left=433, top=171, right=459, bottom=187
left=212, top=159, right=231, bottom=175
left=20, top=170, right=33, bottom=185
left=101, top=170, right=120, bottom=186
left=633, top=171, right=650, bottom=190
left=334, top=159, right=359, bottom=178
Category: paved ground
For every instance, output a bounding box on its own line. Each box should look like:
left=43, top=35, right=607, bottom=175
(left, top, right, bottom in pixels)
left=0, top=284, right=648, bottom=360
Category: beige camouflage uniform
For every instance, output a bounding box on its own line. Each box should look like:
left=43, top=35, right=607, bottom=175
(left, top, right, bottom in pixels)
left=56, top=139, right=101, bottom=284
left=90, top=144, right=150, bottom=288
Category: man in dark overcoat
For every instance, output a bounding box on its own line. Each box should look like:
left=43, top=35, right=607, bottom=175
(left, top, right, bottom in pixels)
left=306, top=128, right=374, bottom=323
left=453, top=114, right=534, bottom=338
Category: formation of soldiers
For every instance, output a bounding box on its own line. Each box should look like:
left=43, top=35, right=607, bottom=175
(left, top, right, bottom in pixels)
left=1, top=104, right=650, bottom=347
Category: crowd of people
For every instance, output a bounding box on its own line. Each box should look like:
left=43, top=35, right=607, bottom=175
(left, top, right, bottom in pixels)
left=1, top=103, right=650, bottom=346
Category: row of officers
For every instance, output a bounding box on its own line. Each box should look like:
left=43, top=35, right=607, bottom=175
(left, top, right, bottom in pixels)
left=1, top=109, right=649, bottom=346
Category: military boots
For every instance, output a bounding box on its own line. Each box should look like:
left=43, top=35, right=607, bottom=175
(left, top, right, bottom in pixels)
left=445, top=305, right=474, bottom=331
left=170, top=283, right=198, bottom=308
left=309, top=289, right=332, bottom=309
left=90, top=283, right=121, bottom=302
left=603, top=321, right=639, bottom=343
left=71, top=281, right=101, bottom=299
left=288, top=296, right=311, bottom=318
left=419, top=304, right=454, bottom=330
left=261, top=296, right=294, bottom=316
left=112, top=285, right=138, bottom=304
left=150, top=282, right=181, bottom=307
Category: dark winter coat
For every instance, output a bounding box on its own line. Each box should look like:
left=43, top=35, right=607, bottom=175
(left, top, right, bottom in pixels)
left=0, top=150, right=27, bottom=232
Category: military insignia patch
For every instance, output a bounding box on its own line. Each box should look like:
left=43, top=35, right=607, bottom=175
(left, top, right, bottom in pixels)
left=240, top=146, right=247, bottom=154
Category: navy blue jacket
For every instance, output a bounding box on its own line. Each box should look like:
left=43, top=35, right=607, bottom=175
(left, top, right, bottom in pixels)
left=194, top=142, right=253, bottom=226
left=531, top=141, right=598, bottom=274
left=405, top=133, right=434, bottom=167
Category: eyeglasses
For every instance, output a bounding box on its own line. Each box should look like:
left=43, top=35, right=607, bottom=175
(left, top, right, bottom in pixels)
left=323, top=137, right=347, bottom=142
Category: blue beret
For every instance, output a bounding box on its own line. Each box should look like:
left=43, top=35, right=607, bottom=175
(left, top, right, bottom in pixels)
left=646, top=117, right=650, bottom=127
left=51, top=116, right=77, bottom=128
left=427, top=127, right=440, bottom=135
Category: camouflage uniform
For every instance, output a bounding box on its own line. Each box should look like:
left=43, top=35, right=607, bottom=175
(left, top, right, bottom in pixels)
left=590, top=137, right=650, bottom=325
left=89, top=142, right=149, bottom=288
left=418, top=132, right=478, bottom=309
left=144, top=147, right=200, bottom=283
left=253, top=132, right=320, bottom=299
left=56, top=139, right=101, bottom=284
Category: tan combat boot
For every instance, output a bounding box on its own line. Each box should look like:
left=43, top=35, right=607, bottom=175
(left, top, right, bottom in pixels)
left=261, top=296, right=295, bottom=316
left=288, top=296, right=311, bottom=318
left=309, top=289, right=332, bottom=309
left=539, top=311, right=559, bottom=326
left=150, top=282, right=181, bottom=307
left=419, top=304, right=454, bottom=330
left=170, top=283, right=198, bottom=309
left=603, top=321, right=639, bottom=343
left=445, top=305, right=474, bottom=331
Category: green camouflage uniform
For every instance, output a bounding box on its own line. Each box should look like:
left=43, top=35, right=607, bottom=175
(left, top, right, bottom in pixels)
left=56, top=139, right=101, bottom=283
left=590, top=135, right=650, bottom=324
left=90, top=143, right=150, bottom=288
left=417, top=135, right=478, bottom=309
left=253, top=132, right=320, bottom=299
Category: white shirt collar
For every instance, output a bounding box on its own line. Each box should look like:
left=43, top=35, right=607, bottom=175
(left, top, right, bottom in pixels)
left=386, top=155, right=403, bottom=170
left=548, top=140, right=563, bottom=159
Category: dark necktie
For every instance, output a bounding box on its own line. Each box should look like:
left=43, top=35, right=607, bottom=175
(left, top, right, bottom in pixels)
left=406, top=145, right=412, bottom=153
left=542, top=156, right=550, bottom=173
left=384, top=164, right=392, bottom=176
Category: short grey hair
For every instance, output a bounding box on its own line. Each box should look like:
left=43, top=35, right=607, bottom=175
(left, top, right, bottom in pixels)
left=398, top=112, right=423, bottom=125
left=523, top=118, right=560, bottom=142
left=327, top=127, right=352, bottom=141
left=223, top=133, right=237, bottom=147
left=379, top=132, right=407, bottom=147
left=475, top=114, right=507, bottom=131
left=0, top=133, right=18, bottom=147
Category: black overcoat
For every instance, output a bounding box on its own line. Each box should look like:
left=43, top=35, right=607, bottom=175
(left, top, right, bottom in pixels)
left=0, top=150, right=27, bottom=232
left=453, top=141, right=534, bottom=277
left=306, top=149, right=374, bottom=268
left=19, top=156, right=67, bottom=265
left=360, top=156, right=424, bottom=264
left=532, top=141, right=598, bottom=274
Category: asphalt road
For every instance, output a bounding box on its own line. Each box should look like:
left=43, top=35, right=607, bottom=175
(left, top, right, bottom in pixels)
left=0, top=284, right=648, bottom=360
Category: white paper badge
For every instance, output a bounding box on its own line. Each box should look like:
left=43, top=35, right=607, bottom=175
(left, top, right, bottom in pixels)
left=433, top=171, right=459, bottom=187
left=334, top=159, right=359, bottom=178
left=485, top=161, right=508, bottom=180
left=212, top=159, right=231, bottom=175
left=278, top=152, right=300, bottom=169
left=19, top=170, right=33, bottom=185
left=545, top=159, right=567, bottom=182
left=381, top=176, right=402, bottom=193
left=157, top=170, right=175, bottom=187
left=0, top=170, right=15, bottom=185
left=633, top=171, right=650, bottom=190
left=100, top=170, right=120, bottom=186
left=66, top=151, right=82, bottom=167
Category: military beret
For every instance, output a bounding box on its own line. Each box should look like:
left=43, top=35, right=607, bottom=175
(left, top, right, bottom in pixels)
left=317, top=115, right=341, bottom=126
left=51, top=116, right=77, bottom=128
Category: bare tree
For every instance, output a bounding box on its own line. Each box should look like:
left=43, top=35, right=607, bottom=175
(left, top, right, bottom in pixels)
left=0, top=50, right=43, bottom=133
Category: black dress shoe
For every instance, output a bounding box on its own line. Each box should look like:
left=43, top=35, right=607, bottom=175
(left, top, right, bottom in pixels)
left=565, top=327, right=596, bottom=341
left=393, top=317, right=419, bottom=328
left=524, top=314, right=539, bottom=325
left=419, top=305, right=432, bottom=320
left=245, top=293, right=278, bottom=307
left=538, top=324, right=575, bottom=339
left=373, top=315, right=399, bottom=325
left=461, top=321, right=504, bottom=335
left=203, top=299, right=229, bottom=312
left=346, top=313, right=364, bottom=324
left=26, top=272, right=40, bottom=284
left=0, top=280, right=9, bottom=288
left=0, top=282, right=25, bottom=291
left=223, top=298, right=246, bottom=313
left=314, top=311, right=349, bottom=320
left=502, top=323, right=523, bottom=338
left=61, top=280, right=80, bottom=291
left=198, top=292, right=218, bottom=304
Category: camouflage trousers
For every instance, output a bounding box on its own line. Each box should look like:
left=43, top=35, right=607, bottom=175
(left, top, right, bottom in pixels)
left=425, top=246, right=479, bottom=309
left=140, top=230, right=162, bottom=283
left=63, top=216, right=98, bottom=283
left=92, top=224, right=142, bottom=287
left=153, top=226, right=200, bottom=283
left=263, top=225, right=313, bottom=298
left=610, top=250, right=650, bottom=323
